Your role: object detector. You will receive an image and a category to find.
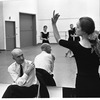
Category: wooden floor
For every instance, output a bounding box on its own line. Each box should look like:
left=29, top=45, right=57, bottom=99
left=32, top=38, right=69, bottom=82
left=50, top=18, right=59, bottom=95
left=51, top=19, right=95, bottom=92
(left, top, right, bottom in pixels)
left=0, top=44, right=77, bottom=98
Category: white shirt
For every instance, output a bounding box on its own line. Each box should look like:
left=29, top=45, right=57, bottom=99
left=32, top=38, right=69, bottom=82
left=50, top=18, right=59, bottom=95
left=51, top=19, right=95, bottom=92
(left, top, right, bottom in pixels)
left=34, top=51, right=55, bottom=74
left=8, top=59, right=38, bottom=87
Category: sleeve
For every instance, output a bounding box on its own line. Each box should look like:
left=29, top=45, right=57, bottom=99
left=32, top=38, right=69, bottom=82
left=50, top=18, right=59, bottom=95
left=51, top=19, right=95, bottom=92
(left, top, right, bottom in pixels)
left=8, top=64, right=28, bottom=86
left=26, top=61, right=35, bottom=72
left=49, top=54, right=55, bottom=73
left=68, top=30, right=70, bottom=34
left=16, top=73, right=28, bottom=86
left=73, top=27, right=76, bottom=33
left=16, top=61, right=35, bottom=86
left=58, top=39, right=75, bottom=51
left=8, top=65, right=19, bottom=82
left=47, top=32, right=49, bottom=38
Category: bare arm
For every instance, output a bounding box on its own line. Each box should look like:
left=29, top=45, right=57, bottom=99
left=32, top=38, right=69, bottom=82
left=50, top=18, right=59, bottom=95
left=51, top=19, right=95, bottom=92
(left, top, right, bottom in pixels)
left=51, top=10, right=61, bottom=43
left=40, top=32, right=43, bottom=40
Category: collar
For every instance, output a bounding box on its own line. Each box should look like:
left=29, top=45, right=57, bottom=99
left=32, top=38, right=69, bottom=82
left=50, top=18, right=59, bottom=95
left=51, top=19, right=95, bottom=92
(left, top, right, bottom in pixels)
left=42, top=51, right=47, bottom=53
left=43, top=31, right=48, bottom=34
left=41, top=51, right=51, bottom=55
left=15, top=59, right=26, bottom=66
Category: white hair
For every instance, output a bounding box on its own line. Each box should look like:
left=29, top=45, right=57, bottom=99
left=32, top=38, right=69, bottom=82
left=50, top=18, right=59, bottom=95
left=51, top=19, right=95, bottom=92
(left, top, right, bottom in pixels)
left=41, top=43, right=50, bottom=50
left=11, top=48, right=23, bottom=56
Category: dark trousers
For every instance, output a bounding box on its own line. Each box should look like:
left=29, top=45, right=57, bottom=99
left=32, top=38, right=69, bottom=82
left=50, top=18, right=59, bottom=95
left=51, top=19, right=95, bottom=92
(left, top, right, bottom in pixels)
left=36, top=68, right=56, bottom=86
left=2, top=84, right=38, bottom=98
left=36, top=71, right=50, bottom=98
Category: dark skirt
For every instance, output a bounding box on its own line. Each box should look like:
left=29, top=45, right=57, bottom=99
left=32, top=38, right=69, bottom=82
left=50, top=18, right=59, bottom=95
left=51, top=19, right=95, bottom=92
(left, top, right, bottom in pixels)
left=42, top=40, right=49, bottom=44
left=76, top=73, right=100, bottom=97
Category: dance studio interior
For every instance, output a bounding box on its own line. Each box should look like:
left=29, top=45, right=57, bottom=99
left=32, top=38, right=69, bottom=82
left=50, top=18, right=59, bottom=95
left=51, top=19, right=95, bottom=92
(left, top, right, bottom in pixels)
left=0, top=0, right=100, bottom=98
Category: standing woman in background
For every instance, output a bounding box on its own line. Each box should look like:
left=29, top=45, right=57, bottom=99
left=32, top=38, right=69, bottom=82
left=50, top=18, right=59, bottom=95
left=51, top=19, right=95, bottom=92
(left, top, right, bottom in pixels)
left=40, top=25, right=50, bottom=44
left=65, top=24, right=75, bottom=57
left=68, top=24, right=76, bottom=41
left=51, top=10, right=100, bottom=97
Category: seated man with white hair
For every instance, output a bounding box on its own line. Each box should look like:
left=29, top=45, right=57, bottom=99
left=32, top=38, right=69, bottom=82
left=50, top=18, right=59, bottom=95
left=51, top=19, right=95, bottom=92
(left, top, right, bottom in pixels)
left=2, top=48, right=49, bottom=98
left=34, top=43, right=56, bottom=86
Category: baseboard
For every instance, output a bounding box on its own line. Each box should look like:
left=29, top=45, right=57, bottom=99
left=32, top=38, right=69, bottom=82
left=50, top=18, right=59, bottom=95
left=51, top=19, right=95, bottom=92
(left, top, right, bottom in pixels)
left=37, top=43, right=58, bottom=45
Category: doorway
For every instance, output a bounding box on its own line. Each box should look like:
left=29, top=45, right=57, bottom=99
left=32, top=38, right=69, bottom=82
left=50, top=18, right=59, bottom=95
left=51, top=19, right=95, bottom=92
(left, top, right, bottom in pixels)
left=20, top=13, right=36, bottom=48
left=5, top=21, right=16, bottom=50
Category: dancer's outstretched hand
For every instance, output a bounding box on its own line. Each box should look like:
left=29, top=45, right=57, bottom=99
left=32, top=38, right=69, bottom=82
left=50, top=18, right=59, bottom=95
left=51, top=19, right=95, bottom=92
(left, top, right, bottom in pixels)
left=51, top=10, right=60, bottom=24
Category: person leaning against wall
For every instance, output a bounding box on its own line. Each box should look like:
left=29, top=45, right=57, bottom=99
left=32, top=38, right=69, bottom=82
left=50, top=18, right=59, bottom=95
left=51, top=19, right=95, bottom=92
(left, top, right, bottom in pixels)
left=51, top=10, right=100, bottom=97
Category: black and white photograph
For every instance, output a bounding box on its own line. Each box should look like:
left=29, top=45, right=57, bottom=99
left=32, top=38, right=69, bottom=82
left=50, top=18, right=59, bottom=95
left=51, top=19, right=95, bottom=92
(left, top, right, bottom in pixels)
left=0, top=0, right=100, bottom=99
